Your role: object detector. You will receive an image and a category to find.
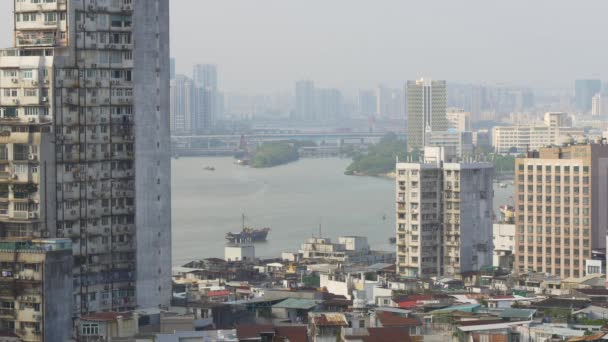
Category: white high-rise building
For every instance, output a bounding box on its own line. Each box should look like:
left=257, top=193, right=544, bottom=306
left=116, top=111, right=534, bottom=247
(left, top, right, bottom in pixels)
left=396, top=147, right=494, bottom=278
left=592, top=93, right=602, bottom=116
left=192, top=64, right=219, bottom=132
left=0, top=0, right=172, bottom=325
left=406, top=79, right=447, bottom=152
left=170, top=75, right=195, bottom=134
left=446, top=109, right=471, bottom=132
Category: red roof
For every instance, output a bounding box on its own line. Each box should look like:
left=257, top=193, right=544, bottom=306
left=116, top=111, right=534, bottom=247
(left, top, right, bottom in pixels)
left=274, top=326, right=308, bottom=342
left=206, top=290, right=231, bottom=297
left=376, top=312, right=422, bottom=328
left=345, top=327, right=413, bottom=342
left=398, top=301, right=419, bottom=309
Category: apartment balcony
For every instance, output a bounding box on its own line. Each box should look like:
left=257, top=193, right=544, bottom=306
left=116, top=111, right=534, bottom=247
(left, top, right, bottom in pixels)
left=16, top=1, right=64, bottom=12
left=16, top=36, right=56, bottom=48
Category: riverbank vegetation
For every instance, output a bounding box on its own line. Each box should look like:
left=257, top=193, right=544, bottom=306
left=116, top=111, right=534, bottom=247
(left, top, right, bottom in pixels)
left=251, top=140, right=316, bottom=168
left=345, top=133, right=412, bottom=176
left=344, top=133, right=517, bottom=177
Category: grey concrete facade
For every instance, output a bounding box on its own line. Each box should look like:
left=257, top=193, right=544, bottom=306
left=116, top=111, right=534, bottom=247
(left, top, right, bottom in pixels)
left=133, top=0, right=172, bottom=309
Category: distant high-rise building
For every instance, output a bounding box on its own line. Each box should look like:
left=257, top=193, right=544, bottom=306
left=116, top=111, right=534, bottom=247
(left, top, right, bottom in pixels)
left=592, top=93, right=602, bottom=116
left=575, top=79, right=601, bottom=113
left=193, top=64, right=218, bottom=90
left=316, top=88, right=343, bottom=121
left=515, top=144, right=608, bottom=278
left=358, top=90, right=377, bottom=117
left=0, top=0, right=172, bottom=332
left=294, top=80, right=316, bottom=121
left=192, top=64, right=219, bottom=131
left=406, top=79, right=447, bottom=152
left=396, top=147, right=494, bottom=278
left=376, top=86, right=405, bottom=119
left=170, top=58, right=176, bottom=80
left=446, top=109, right=472, bottom=132
left=170, top=75, right=195, bottom=134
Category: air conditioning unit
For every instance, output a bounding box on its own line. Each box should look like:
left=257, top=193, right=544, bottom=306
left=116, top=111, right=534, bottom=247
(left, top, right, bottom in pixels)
left=11, top=174, right=18, bottom=180
left=11, top=78, right=18, bottom=83
left=41, top=97, right=48, bottom=102
left=28, top=117, right=35, bottom=123
left=32, top=81, right=38, bottom=86
left=91, top=64, right=97, bottom=68
left=12, top=99, right=19, bottom=104
left=28, top=212, right=37, bottom=219
left=28, top=153, right=37, bottom=160
left=44, top=79, right=49, bottom=84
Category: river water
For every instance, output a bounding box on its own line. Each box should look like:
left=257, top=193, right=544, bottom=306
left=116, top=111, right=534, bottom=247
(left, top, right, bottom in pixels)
left=171, top=157, right=514, bottom=265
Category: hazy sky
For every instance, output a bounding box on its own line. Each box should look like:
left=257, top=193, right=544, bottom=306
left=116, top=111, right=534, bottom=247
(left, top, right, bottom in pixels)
left=1, top=0, right=607, bottom=93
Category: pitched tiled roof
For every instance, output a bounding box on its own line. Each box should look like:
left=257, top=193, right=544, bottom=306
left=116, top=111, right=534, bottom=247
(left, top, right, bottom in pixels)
left=274, top=326, right=307, bottom=342
left=235, top=324, right=274, bottom=340
left=376, top=312, right=422, bottom=327
left=312, top=313, right=348, bottom=326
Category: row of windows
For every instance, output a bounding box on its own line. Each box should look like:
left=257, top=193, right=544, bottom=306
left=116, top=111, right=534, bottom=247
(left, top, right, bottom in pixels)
left=518, top=246, right=589, bottom=255
left=519, top=206, right=590, bottom=215
left=2, top=88, right=47, bottom=98
left=518, top=175, right=589, bottom=183
left=519, top=217, right=590, bottom=225
left=517, top=236, right=590, bottom=247
left=518, top=226, right=590, bottom=235
left=517, top=194, right=590, bottom=205
left=518, top=164, right=589, bottom=173
left=518, top=185, right=590, bottom=194
left=15, top=12, right=64, bottom=23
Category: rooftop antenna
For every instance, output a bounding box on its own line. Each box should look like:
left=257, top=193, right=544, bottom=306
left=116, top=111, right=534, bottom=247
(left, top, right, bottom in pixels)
left=318, top=217, right=323, bottom=238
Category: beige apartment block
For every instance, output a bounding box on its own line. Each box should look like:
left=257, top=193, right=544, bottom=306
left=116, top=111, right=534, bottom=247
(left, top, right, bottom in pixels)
left=514, top=143, right=608, bottom=278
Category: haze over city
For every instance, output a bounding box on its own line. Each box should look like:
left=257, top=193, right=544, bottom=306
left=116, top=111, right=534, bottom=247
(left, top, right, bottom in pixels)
left=2, top=0, right=608, bottom=93
left=4, top=0, right=608, bottom=340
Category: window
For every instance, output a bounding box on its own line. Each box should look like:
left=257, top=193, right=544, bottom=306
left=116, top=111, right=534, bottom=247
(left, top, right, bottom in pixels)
left=81, top=323, right=99, bottom=336
left=24, top=89, right=37, bottom=97
left=44, top=12, right=57, bottom=23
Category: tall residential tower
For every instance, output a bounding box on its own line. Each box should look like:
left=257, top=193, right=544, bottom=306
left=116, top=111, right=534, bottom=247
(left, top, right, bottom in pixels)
left=406, top=79, right=447, bottom=152
left=396, top=147, right=494, bottom=278
left=0, top=0, right=172, bottom=329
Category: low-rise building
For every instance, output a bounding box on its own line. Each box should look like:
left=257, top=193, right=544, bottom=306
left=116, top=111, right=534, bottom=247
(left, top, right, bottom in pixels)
left=76, top=312, right=138, bottom=341
left=0, top=239, right=72, bottom=342
left=493, top=223, right=515, bottom=270
left=492, top=119, right=585, bottom=154
left=298, top=236, right=394, bottom=265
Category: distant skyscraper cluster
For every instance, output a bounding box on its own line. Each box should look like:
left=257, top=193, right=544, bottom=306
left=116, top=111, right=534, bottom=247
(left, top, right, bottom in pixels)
left=375, top=85, right=406, bottom=120
left=170, top=63, right=223, bottom=134
left=293, top=80, right=344, bottom=122
left=574, top=79, right=602, bottom=114
left=448, top=84, right=535, bottom=122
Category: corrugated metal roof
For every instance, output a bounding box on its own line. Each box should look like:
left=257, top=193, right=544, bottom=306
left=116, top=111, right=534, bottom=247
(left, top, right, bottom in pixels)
left=312, top=313, right=348, bottom=326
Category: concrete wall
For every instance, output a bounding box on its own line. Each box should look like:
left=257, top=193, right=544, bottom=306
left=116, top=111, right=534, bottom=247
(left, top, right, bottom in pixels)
left=134, top=0, right=172, bottom=309
left=456, top=165, right=494, bottom=274
left=43, top=250, right=73, bottom=342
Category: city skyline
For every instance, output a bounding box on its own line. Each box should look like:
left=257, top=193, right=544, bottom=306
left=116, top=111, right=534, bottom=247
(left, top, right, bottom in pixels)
left=2, top=1, right=608, bottom=93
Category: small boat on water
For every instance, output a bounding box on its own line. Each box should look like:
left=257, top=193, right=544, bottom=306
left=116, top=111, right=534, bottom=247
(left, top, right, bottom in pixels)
left=226, top=214, right=270, bottom=243
left=204, top=166, right=215, bottom=171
